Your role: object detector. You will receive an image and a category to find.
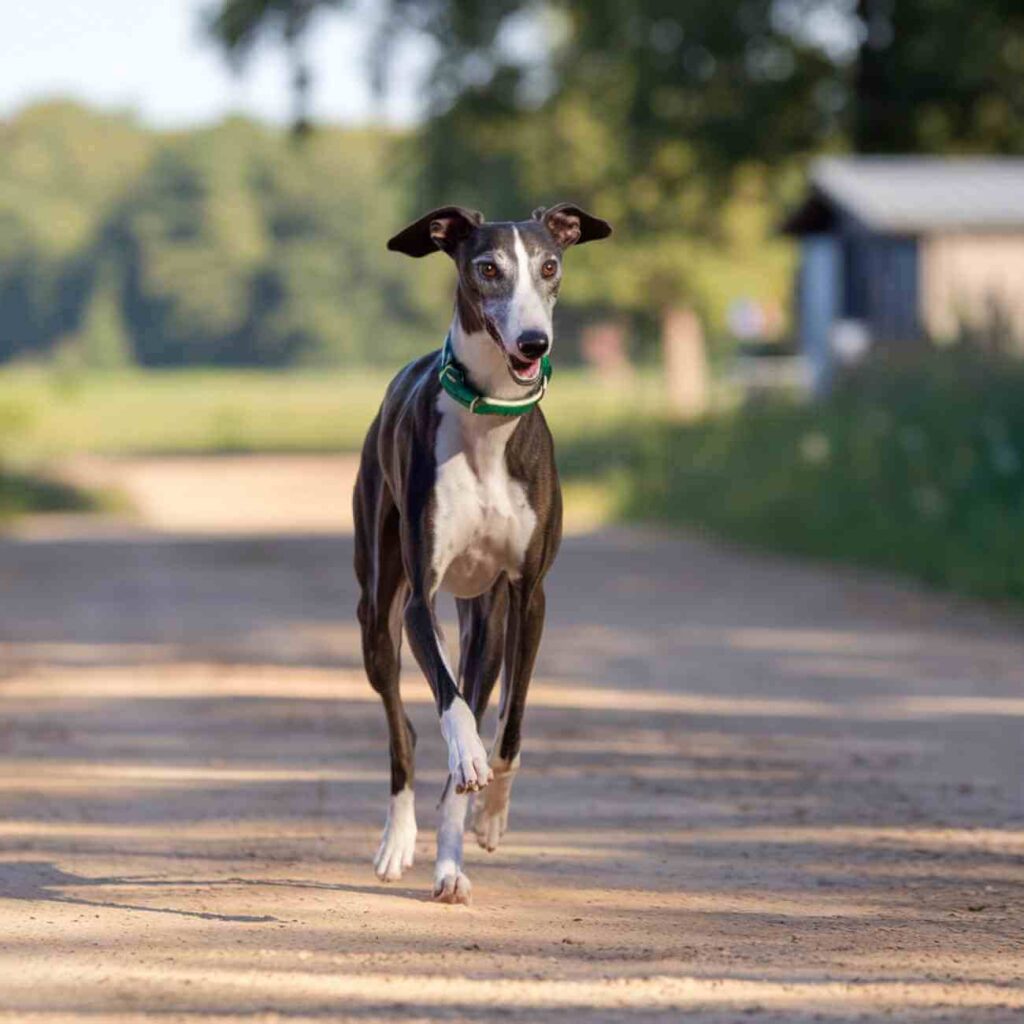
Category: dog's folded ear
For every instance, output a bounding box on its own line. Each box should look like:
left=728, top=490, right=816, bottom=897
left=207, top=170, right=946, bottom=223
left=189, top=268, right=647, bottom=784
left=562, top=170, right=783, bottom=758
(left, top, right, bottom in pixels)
left=387, top=206, right=485, bottom=258
left=533, top=203, right=612, bottom=249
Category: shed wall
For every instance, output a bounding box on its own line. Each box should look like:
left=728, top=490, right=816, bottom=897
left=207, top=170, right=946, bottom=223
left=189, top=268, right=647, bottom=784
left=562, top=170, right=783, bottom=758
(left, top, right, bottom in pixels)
left=862, top=236, right=919, bottom=341
left=921, top=233, right=1024, bottom=344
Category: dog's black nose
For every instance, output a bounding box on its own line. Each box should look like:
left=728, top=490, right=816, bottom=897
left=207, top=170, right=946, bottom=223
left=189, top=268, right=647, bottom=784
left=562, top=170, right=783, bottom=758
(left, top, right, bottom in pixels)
left=516, top=330, right=550, bottom=359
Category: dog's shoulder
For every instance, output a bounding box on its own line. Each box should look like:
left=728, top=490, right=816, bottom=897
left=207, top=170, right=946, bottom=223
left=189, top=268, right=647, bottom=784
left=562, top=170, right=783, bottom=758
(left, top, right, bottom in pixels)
left=506, top=406, right=561, bottom=557
left=506, top=406, right=556, bottom=478
left=372, top=350, right=443, bottom=501
left=381, top=350, right=442, bottom=427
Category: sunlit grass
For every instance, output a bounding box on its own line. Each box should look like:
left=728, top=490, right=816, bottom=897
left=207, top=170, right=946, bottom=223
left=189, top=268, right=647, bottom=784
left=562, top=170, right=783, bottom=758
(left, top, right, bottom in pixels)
left=0, top=364, right=666, bottom=459
left=4, top=353, right=1021, bottom=605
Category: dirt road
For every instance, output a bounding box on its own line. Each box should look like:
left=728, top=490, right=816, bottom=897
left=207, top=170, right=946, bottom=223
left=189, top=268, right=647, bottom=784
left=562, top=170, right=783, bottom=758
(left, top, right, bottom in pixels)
left=1, top=456, right=1022, bottom=1022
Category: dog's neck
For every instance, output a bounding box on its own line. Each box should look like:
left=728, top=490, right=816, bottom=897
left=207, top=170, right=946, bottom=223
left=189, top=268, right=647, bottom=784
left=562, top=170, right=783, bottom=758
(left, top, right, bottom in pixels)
left=448, top=311, right=538, bottom=405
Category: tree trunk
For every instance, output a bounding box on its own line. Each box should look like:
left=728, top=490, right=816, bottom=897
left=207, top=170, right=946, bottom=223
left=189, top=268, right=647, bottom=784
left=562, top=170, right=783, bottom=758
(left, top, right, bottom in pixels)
left=662, top=306, right=709, bottom=420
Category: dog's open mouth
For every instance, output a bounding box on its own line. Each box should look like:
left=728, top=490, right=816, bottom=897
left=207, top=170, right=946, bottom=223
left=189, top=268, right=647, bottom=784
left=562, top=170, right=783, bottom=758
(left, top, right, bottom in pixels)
left=506, top=352, right=542, bottom=385
left=483, top=317, right=544, bottom=386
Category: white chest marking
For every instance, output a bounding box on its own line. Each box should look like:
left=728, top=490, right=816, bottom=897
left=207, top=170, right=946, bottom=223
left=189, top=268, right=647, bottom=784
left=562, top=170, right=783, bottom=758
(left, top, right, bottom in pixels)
left=432, top=397, right=538, bottom=598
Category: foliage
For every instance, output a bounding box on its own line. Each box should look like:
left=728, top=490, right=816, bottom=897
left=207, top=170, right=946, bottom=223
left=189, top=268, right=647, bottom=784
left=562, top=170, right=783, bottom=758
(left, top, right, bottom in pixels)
left=0, top=99, right=795, bottom=363
left=0, top=102, right=452, bottom=368
left=206, top=0, right=1024, bottom=334
left=0, top=390, right=96, bottom=520
left=377, top=0, right=1024, bottom=193
left=852, top=0, right=1024, bottom=154
left=0, top=471, right=98, bottom=521
left=75, top=261, right=132, bottom=369
left=379, top=0, right=1022, bottom=323
left=210, top=1, right=808, bottom=327
left=558, top=349, right=1024, bottom=601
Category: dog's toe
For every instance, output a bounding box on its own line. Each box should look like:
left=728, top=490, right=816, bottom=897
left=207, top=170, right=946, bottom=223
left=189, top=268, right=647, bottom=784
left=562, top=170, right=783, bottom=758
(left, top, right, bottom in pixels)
left=454, top=756, right=492, bottom=794
left=373, top=801, right=417, bottom=882
left=433, top=870, right=472, bottom=905
left=443, top=701, right=492, bottom=795
left=374, top=837, right=414, bottom=882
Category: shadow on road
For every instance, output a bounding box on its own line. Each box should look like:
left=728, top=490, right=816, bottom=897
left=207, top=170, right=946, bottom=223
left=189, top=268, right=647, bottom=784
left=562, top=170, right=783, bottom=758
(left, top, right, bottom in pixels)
left=0, top=523, right=1022, bottom=1017
left=0, top=860, right=277, bottom=922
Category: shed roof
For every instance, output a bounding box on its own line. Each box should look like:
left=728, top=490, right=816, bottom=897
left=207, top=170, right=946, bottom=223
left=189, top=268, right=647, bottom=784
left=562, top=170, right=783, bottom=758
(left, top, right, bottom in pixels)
left=783, top=157, right=1024, bottom=235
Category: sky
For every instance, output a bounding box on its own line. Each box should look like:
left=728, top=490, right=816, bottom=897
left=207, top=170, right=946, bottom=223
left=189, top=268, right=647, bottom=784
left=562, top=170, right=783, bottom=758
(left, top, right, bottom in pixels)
left=0, top=0, right=430, bottom=128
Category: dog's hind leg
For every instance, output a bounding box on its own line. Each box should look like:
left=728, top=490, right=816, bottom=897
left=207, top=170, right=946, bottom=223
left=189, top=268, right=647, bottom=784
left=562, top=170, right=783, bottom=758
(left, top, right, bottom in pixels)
left=355, top=465, right=417, bottom=882
left=456, top=579, right=509, bottom=727
left=472, top=580, right=546, bottom=852
left=454, top=581, right=519, bottom=853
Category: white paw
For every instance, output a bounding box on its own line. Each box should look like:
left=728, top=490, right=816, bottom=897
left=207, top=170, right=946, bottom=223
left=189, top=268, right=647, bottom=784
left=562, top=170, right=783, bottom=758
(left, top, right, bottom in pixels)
left=440, top=700, right=492, bottom=794
left=473, top=764, right=516, bottom=851
left=433, top=866, right=472, bottom=904
left=373, top=788, right=417, bottom=882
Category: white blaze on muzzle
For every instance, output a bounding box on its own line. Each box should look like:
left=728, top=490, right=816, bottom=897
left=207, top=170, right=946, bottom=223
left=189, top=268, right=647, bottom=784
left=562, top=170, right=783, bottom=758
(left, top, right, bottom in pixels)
left=486, top=227, right=552, bottom=358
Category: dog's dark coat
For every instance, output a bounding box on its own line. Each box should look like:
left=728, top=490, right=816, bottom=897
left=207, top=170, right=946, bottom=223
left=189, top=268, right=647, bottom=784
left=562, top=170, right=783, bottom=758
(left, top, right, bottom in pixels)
left=353, top=352, right=560, bottom=793
left=352, top=204, right=610, bottom=900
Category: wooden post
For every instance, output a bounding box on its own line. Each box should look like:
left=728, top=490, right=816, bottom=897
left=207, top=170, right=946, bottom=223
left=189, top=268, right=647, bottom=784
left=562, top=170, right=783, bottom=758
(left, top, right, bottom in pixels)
left=580, top=319, right=631, bottom=384
left=662, top=306, right=709, bottom=420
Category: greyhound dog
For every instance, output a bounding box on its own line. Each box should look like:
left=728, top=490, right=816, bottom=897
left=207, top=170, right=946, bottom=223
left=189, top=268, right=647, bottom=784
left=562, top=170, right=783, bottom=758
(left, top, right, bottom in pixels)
left=353, top=203, right=611, bottom=903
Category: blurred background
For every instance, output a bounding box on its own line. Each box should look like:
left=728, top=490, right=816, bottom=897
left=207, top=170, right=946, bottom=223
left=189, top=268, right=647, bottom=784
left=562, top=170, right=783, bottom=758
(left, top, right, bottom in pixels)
left=2, top=0, right=1023, bottom=599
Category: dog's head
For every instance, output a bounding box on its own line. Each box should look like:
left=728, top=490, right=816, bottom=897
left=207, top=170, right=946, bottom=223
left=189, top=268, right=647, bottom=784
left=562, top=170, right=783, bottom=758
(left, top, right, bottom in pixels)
left=388, top=204, right=611, bottom=386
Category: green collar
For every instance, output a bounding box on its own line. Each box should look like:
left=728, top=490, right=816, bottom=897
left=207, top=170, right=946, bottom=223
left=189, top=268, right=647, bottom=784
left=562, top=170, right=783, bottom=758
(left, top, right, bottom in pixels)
left=438, top=333, right=551, bottom=416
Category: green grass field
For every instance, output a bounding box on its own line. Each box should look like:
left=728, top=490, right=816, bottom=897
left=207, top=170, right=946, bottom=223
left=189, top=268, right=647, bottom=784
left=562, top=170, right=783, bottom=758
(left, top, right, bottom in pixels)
left=5, top=353, right=1023, bottom=606
left=0, top=365, right=666, bottom=459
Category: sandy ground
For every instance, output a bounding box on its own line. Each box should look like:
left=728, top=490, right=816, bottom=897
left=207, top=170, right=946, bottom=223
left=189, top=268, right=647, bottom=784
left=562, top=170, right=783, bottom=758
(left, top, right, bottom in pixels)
left=0, top=455, right=1022, bottom=1022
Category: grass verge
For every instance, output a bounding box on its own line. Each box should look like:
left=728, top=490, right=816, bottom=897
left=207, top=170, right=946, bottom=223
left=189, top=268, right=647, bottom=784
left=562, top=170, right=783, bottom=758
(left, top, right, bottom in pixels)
left=0, top=470, right=101, bottom=522
left=0, top=365, right=667, bottom=459
left=558, top=350, right=1024, bottom=602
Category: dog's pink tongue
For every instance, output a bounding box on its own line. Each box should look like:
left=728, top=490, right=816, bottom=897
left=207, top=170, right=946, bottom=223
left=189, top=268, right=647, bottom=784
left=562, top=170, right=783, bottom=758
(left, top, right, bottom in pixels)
left=522, top=359, right=540, bottom=378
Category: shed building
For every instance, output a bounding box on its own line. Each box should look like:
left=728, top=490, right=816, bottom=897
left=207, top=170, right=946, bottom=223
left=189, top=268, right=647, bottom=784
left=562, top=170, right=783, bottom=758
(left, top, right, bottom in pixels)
left=782, top=157, right=1024, bottom=392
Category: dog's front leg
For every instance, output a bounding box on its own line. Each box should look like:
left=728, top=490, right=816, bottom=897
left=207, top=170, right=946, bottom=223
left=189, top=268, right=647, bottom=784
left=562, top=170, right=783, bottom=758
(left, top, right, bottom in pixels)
left=403, top=593, right=493, bottom=796
left=403, top=591, right=491, bottom=904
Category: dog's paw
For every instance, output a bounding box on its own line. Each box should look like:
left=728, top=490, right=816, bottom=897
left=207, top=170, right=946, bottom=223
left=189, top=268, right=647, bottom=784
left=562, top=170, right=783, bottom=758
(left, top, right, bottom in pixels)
left=473, top=801, right=508, bottom=852
left=373, top=790, right=417, bottom=882
left=472, top=768, right=515, bottom=851
left=433, top=868, right=472, bottom=905
left=440, top=700, right=492, bottom=794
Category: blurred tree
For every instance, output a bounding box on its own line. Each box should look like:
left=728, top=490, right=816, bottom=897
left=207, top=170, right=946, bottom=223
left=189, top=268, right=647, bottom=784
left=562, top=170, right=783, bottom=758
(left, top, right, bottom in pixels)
left=853, top=0, right=1024, bottom=154
left=0, top=103, right=451, bottom=367
left=206, top=0, right=1024, bottom=203
left=77, top=261, right=132, bottom=369
left=373, top=0, right=1024, bottom=211
left=0, top=102, right=153, bottom=359
left=203, top=0, right=1024, bottom=350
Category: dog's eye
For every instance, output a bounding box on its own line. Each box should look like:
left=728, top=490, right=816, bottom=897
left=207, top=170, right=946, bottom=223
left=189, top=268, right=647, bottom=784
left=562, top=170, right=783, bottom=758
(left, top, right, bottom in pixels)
left=541, top=259, right=558, bottom=279
left=479, top=262, right=499, bottom=280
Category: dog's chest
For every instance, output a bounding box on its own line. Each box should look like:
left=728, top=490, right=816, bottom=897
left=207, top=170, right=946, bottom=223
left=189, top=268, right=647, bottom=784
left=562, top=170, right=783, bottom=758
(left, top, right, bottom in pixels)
left=432, top=404, right=537, bottom=598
